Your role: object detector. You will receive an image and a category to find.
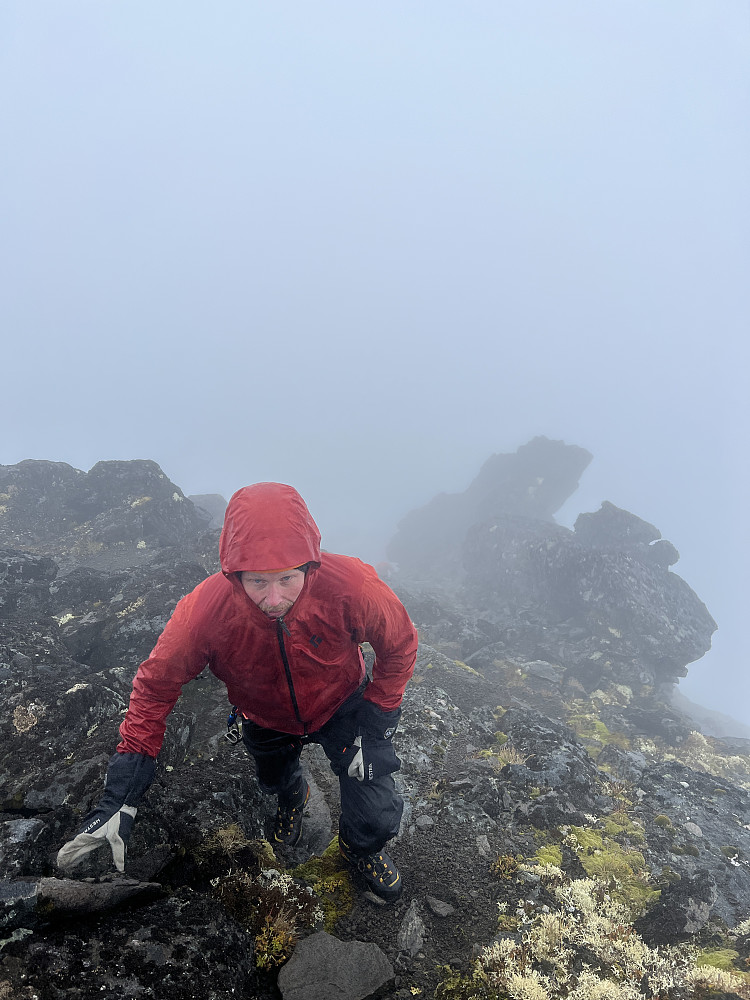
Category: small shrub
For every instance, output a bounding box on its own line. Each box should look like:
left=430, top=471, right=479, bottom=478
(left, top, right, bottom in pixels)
left=214, top=867, right=322, bottom=970
left=490, top=854, right=521, bottom=879
left=254, top=911, right=297, bottom=970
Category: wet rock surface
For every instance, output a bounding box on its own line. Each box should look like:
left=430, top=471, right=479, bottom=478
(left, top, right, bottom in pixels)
left=277, top=930, right=394, bottom=1000
left=1, top=451, right=747, bottom=999
left=0, top=458, right=212, bottom=575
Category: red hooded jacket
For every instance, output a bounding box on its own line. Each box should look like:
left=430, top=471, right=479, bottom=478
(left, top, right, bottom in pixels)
left=117, top=483, right=418, bottom=758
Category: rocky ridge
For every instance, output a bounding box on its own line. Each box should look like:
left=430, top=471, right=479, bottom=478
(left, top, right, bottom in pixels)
left=2, top=444, right=749, bottom=1000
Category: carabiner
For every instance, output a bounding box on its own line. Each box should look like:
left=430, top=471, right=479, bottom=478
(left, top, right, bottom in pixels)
left=225, top=706, right=242, bottom=744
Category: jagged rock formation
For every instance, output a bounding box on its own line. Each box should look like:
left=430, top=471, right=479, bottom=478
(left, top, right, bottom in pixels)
left=1, top=452, right=747, bottom=1000
left=386, top=436, right=592, bottom=578
left=188, top=493, right=228, bottom=530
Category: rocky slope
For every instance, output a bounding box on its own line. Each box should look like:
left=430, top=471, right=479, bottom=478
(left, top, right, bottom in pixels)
left=2, top=445, right=749, bottom=1000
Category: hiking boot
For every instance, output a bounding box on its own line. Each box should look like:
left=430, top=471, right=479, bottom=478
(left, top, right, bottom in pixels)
left=273, top=781, right=310, bottom=847
left=339, top=835, right=403, bottom=902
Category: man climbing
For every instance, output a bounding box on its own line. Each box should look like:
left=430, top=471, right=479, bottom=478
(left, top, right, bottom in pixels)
left=57, top=482, right=418, bottom=902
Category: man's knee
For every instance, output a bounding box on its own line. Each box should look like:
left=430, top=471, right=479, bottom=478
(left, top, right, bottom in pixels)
left=241, top=721, right=303, bottom=794
left=339, top=776, right=404, bottom=852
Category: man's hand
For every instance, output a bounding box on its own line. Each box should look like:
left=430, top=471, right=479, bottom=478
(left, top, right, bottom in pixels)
left=57, top=752, right=155, bottom=872
left=344, top=702, right=401, bottom=782
left=357, top=701, right=401, bottom=740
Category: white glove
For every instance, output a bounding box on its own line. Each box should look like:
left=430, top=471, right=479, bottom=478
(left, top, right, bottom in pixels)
left=346, top=735, right=366, bottom=782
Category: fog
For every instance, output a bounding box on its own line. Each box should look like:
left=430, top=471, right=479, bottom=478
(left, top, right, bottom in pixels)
left=2, top=3, right=748, bottom=723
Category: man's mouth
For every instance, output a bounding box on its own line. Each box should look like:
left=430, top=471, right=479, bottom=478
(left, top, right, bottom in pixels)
left=261, top=602, right=292, bottom=618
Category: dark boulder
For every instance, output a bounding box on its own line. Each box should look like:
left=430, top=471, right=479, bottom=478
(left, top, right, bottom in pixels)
left=461, top=511, right=716, bottom=687
left=635, top=869, right=717, bottom=945
left=498, top=708, right=606, bottom=826
left=575, top=501, right=681, bottom=569
left=574, top=501, right=661, bottom=548
left=1, top=888, right=259, bottom=1000
left=0, top=875, right=162, bottom=930
left=277, top=931, right=394, bottom=1000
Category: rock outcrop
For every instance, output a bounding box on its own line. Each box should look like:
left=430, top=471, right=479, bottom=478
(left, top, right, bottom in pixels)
left=188, top=493, right=228, bottom=530
left=1, top=450, right=746, bottom=1000
left=0, top=459, right=213, bottom=574
left=386, top=436, right=592, bottom=578
left=460, top=503, right=715, bottom=691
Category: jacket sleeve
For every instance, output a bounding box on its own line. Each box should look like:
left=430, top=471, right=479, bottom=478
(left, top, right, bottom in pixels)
left=352, top=568, right=418, bottom=712
left=116, top=589, right=210, bottom=758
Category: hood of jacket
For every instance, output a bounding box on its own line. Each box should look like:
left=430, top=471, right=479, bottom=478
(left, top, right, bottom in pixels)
left=219, top=482, right=322, bottom=577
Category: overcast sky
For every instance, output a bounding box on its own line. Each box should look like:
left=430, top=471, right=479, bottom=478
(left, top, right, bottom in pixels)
left=2, top=2, right=748, bottom=724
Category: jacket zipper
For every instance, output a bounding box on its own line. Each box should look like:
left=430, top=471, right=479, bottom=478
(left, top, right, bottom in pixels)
left=276, top=617, right=306, bottom=733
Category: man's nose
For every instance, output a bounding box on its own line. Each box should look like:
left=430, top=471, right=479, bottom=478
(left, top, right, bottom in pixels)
left=266, top=584, right=284, bottom=605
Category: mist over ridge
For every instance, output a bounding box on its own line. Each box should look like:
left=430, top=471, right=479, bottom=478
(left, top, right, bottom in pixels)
left=2, top=4, right=747, bottom=756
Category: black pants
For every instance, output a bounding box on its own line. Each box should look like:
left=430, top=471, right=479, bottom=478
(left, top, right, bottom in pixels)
left=241, top=690, right=403, bottom=855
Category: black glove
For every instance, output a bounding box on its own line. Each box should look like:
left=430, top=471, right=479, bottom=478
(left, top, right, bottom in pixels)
left=56, top=752, right=155, bottom=872
left=357, top=701, right=401, bottom=739
left=344, top=702, right=401, bottom=783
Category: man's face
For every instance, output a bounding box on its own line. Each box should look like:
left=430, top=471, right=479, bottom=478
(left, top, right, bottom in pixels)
left=240, top=568, right=306, bottom=618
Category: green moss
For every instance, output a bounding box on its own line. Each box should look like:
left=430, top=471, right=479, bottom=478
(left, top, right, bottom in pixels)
left=602, top=815, right=645, bottom=844
left=529, top=786, right=541, bottom=799
left=570, top=827, right=604, bottom=852
left=291, top=837, right=340, bottom=882
left=696, top=948, right=740, bottom=971
left=453, top=659, right=483, bottom=677
left=679, top=843, right=701, bottom=857
left=535, top=845, right=563, bottom=868
left=659, top=866, right=681, bottom=885
left=494, top=731, right=508, bottom=746
left=720, top=845, right=741, bottom=860
left=290, top=837, right=354, bottom=932
left=569, top=826, right=658, bottom=915
left=567, top=713, right=630, bottom=758
left=654, top=814, right=673, bottom=829
left=434, top=965, right=487, bottom=1000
